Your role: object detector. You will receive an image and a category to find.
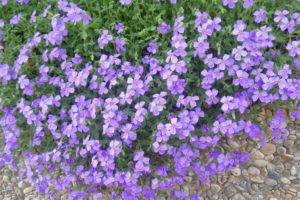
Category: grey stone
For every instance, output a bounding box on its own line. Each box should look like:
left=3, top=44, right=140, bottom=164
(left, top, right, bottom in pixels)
left=210, top=184, right=221, bottom=193
left=277, top=147, right=287, bottom=155
left=232, top=193, right=245, bottom=200
left=280, top=177, right=291, bottom=184
left=250, top=176, right=264, bottom=183
left=265, top=178, right=277, bottom=186
left=224, top=185, right=237, bottom=197
left=268, top=170, right=281, bottom=180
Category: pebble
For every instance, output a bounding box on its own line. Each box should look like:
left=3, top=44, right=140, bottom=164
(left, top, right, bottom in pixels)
left=251, top=150, right=265, bottom=159
left=265, top=154, right=274, bottom=161
left=283, top=140, right=294, bottom=148
left=210, top=184, right=221, bottom=193
left=250, top=176, right=264, bottom=183
left=261, top=143, right=276, bottom=155
left=280, top=177, right=291, bottom=185
left=23, top=187, right=34, bottom=195
left=290, top=166, right=297, bottom=176
left=277, top=147, right=286, bottom=155
left=2, top=176, right=9, bottom=182
left=232, top=193, right=245, bottom=200
left=268, top=171, right=280, bottom=180
left=228, top=139, right=240, bottom=148
left=231, top=167, right=241, bottom=176
left=18, top=181, right=25, bottom=188
left=265, top=178, right=277, bottom=186
left=254, top=159, right=268, bottom=167
left=224, top=185, right=237, bottom=197
left=248, top=166, right=260, bottom=176
left=285, top=194, right=293, bottom=200
left=184, top=176, right=192, bottom=183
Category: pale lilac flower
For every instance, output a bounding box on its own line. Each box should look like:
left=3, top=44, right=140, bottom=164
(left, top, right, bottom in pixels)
left=30, top=10, right=37, bottom=23
left=243, top=0, right=254, bottom=9
left=10, top=13, right=22, bottom=26
left=119, top=0, right=132, bottom=5
left=157, top=22, right=171, bottom=34
left=98, top=30, right=113, bottom=49
left=220, top=96, right=234, bottom=112
left=254, top=8, right=266, bottom=23
left=1, top=0, right=8, bottom=6
left=0, top=19, right=4, bottom=28
left=115, top=22, right=124, bottom=34
left=222, top=0, right=238, bottom=9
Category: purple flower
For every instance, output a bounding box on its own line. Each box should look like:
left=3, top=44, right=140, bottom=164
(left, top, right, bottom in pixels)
left=98, top=30, right=113, bottom=49
left=147, top=40, right=158, bottom=54
left=274, top=10, right=289, bottom=23
left=254, top=8, right=266, bottom=23
left=0, top=19, right=4, bottom=28
left=243, top=0, right=254, bottom=9
left=294, top=58, right=300, bottom=68
left=150, top=92, right=167, bottom=116
left=286, top=40, right=299, bottom=57
left=157, top=22, right=171, bottom=34
left=270, top=109, right=288, bottom=142
left=30, top=10, right=37, bottom=24
left=0, top=63, right=11, bottom=84
left=1, top=0, right=8, bottom=6
left=115, top=22, right=124, bottom=34
left=10, top=13, right=22, bottom=26
left=222, top=0, right=238, bottom=9
left=220, top=96, right=234, bottom=112
left=45, top=17, right=68, bottom=46
left=205, top=89, right=219, bottom=105
left=170, top=0, right=177, bottom=4
left=115, top=38, right=126, bottom=53
left=119, top=0, right=132, bottom=6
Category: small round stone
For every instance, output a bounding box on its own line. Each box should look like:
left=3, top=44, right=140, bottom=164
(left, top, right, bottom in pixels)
left=250, top=176, right=264, bottom=183
left=277, top=146, right=287, bottom=155
left=261, top=143, right=276, bottom=155
left=231, top=167, right=241, bottom=176
left=280, top=177, right=291, bottom=184
left=228, top=139, right=240, bottom=148
left=290, top=166, right=297, bottom=176
left=251, top=150, right=265, bottom=159
left=224, top=185, right=237, bottom=197
left=23, top=187, right=34, bottom=195
left=253, top=159, right=268, bottom=168
left=248, top=166, right=260, bottom=176
left=210, top=184, right=221, bottom=193
left=265, top=178, right=277, bottom=186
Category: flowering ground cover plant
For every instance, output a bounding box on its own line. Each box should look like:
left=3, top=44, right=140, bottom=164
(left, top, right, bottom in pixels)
left=0, top=0, right=299, bottom=199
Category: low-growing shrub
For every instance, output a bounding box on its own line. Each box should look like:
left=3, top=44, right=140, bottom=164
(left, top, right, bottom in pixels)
left=0, top=0, right=299, bottom=199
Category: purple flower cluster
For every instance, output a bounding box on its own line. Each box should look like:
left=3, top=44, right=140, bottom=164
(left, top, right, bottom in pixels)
left=274, top=10, right=300, bottom=33
left=0, top=0, right=299, bottom=199
left=270, top=109, right=288, bottom=143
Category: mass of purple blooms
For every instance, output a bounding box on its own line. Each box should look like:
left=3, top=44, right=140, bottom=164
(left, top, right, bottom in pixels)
left=0, top=0, right=299, bottom=200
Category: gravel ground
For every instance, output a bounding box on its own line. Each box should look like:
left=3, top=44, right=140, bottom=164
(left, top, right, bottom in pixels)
left=0, top=125, right=299, bottom=200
